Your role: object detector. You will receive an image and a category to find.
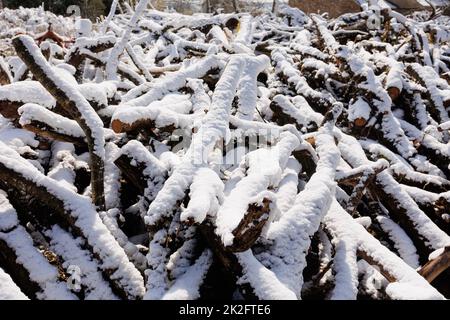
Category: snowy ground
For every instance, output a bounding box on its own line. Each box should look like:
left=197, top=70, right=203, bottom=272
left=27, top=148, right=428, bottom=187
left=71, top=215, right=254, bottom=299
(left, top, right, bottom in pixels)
left=0, top=0, right=449, bottom=300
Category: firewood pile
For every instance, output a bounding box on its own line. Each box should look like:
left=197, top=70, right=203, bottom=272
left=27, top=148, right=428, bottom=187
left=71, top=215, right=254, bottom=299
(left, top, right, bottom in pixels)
left=0, top=0, right=449, bottom=300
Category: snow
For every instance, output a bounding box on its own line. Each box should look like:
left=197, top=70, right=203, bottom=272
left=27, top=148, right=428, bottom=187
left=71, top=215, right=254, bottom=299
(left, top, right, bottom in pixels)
left=348, top=97, right=371, bottom=123
left=329, top=231, right=359, bottom=300
left=0, top=81, right=56, bottom=109
left=0, top=191, right=76, bottom=300
left=0, top=190, right=19, bottom=232
left=18, top=35, right=106, bottom=159
left=324, top=199, right=444, bottom=300
left=215, top=131, right=300, bottom=246
left=120, top=140, right=167, bottom=203
left=291, top=43, right=328, bottom=61
left=0, top=267, right=29, bottom=300
left=376, top=216, right=420, bottom=268
left=181, top=167, right=224, bottom=224
left=339, top=133, right=450, bottom=251
left=161, top=249, right=213, bottom=300
left=104, top=142, right=122, bottom=210
left=408, top=63, right=450, bottom=122
left=385, top=63, right=403, bottom=92
left=47, top=142, right=79, bottom=192
left=122, top=55, right=224, bottom=107
left=145, top=55, right=246, bottom=227
left=236, top=55, right=270, bottom=120
left=18, top=103, right=85, bottom=138
left=256, top=123, right=341, bottom=298
left=1, top=2, right=450, bottom=301
left=78, top=82, right=117, bottom=109
left=377, top=172, right=450, bottom=250
left=75, top=19, right=92, bottom=38
left=106, top=0, right=150, bottom=81
left=112, top=103, right=200, bottom=131
left=272, top=95, right=320, bottom=132
left=144, top=229, right=170, bottom=300
left=236, top=250, right=297, bottom=300
left=272, top=48, right=335, bottom=107
left=274, top=158, right=301, bottom=217
left=45, top=225, right=119, bottom=300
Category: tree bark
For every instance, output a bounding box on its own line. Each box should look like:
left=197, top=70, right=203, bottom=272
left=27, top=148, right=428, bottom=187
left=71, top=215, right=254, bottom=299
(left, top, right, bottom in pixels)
left=13, top=36, right=106, bottom=210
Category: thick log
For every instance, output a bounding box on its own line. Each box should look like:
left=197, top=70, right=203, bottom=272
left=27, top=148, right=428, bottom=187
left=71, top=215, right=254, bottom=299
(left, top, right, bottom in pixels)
left=0, top=58, right=12, bottom=85
left=0, top=161, right=141, bottom=300
left=418, top=246, right=450, bottom=283
left=370, top=177, right=440, bottom=262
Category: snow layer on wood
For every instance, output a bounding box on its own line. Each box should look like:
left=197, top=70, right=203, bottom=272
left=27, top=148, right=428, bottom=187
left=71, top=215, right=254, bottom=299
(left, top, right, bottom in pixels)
left=181, top=167, right=224, bottom=224
left=161, top=249, right=212, bottom=300
left=236, top=250, right=297, bottom=300
left=324, top=200, right=444, bottom=300
left=112, top=103, right=200, bottom=131
left=0, top=81, right=56, bottom=109
left=0, top=190, right=19, bottom=232
left=46, top=225, right=119, bottom=300
left=17, top=35, right=105, bottom=159
left=348, top=97, right=371, bottom=123
left=120, top=140, right=167, bottom=182
left=0, top=267, right=29, bottom=300
left=104, top=142, right=122, bottom=210
left=0, top=191, right=76, bottom=300
left=376, top=216, right=420, bottom=268
left=236, top=55, right=270, bottom=120
left=106, top=0, right=150, bottom=81
left=339, top=133, right=450, bottom=251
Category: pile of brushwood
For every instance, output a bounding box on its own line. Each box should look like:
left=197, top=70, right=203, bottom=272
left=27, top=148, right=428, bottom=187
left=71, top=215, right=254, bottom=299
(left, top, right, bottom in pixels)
left=0, top=0, right=449, bottom=300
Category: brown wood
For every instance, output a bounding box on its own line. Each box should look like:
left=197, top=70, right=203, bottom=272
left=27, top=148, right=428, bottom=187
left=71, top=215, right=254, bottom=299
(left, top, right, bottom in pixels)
left=0, top=161, right=136, bottom=300
left=21, top=121, right=86, bottom=146
left=418, top=246, right=450, bottom=283
left=387, top=87, right=401, bottom=101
